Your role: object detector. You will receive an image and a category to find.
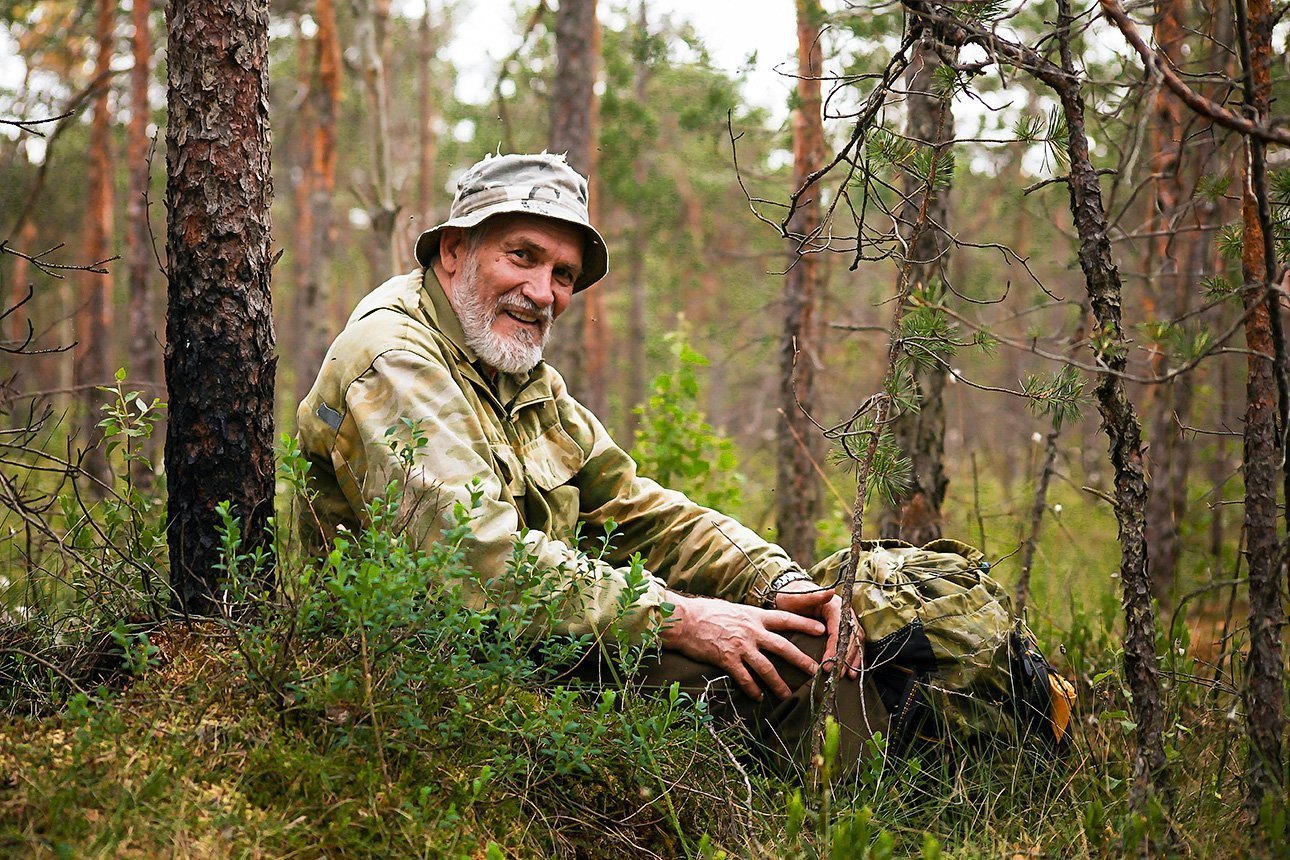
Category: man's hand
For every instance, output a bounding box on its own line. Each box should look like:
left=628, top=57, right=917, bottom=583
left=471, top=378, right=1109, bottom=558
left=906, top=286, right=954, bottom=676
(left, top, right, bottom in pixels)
left=772, top=579, right=863, bottom=680
left=660, top=590, right=826, bottom=701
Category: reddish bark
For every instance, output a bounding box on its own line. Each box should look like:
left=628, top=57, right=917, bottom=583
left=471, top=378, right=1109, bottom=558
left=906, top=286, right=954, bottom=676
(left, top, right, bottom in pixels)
left=1236, top=0, right=1286, bottom=815
left=293, top=0, right=341, bottom=401
left=127, top=0, right=157, bottom=396
left=1142, top=0, right=1199, bottom=599
left=776, top=0, right=826, bottom=563
left=76, top=0, right=116, bottom=488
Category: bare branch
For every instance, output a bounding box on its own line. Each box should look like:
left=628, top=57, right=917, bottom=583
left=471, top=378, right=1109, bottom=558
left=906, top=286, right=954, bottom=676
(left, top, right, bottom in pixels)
left=0, top=111, right=76, bottom=138
left=1099, top=0, right=1290, bottom=146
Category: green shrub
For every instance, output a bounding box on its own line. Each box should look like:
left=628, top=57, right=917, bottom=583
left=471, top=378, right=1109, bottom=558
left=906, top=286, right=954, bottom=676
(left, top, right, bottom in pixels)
left=632, top=332, right=745, bottom=516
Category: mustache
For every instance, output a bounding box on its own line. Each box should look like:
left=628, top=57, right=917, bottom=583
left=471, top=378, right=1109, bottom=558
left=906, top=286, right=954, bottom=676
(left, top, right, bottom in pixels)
left=494, top=292, right=553, bottom=325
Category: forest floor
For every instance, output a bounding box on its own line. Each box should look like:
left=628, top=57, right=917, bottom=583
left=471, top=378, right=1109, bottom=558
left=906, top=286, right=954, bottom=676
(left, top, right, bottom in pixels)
left=0, top=462, right=1276, bottom=858
left=0, top=602, right=1274, bottom=858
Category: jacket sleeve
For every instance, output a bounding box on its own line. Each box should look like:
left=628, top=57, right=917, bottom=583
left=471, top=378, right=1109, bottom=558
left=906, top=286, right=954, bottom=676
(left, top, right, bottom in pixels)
left=327, top=348, right=669, bottom=643
left=551, top=374, right=804, bottom=607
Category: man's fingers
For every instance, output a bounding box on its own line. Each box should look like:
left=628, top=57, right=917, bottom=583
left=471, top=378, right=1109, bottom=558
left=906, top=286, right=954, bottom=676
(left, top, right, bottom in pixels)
left=761, top=609, right=826, bottom=636
left=844, top=611, right=863, bottom=678
left=775, top=584, right=834, bottom=611
left=745, top=650, right=792, bottom=700
left=758, top=630, right=819, bottom=678
left=818, top=597, right=841, bottom=666
left=727, top=661, right=764, bottom=701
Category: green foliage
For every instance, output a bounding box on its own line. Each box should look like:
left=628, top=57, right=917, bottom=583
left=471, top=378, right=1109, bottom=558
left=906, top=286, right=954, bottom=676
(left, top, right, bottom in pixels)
left=1021, top=365, right=1086, bottom=429
left=1202, top=275, right=1237, bottom=300
left=1271, top=168, right=1290, bottom=261
left=898, top=302, right=959, bottom=374
left=632, top=332, right=745, bottom=515
left=0, top=372, right=169, bottom=713
left=1196, top=173, right=1231, bottom=202
left=829, top=413, right=912, bottom=508
left=1217, top=223, right=1244, bottom=261
left=861, top=129, right=954, bottom=191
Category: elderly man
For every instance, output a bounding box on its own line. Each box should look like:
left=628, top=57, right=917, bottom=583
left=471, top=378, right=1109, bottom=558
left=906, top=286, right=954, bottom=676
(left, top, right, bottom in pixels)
left=297, top=153, right=885, bottom=772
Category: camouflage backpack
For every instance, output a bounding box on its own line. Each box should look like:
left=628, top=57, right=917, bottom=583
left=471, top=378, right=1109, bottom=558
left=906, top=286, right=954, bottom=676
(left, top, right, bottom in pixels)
left=811, top=538, right=1076, bottom=757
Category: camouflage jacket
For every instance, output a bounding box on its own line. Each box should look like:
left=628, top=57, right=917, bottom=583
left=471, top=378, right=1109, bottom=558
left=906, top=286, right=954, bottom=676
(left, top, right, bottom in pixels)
left=296, top=269, right=804, bottom=642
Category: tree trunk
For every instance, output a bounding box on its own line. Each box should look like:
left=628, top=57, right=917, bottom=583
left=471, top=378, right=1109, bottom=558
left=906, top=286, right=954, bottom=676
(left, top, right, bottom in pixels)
left=1145, top=0, right=1191, bottom=598
left=549, top=0, right=603, bottom=411
left=776, top=0, right=826, bottom=563
left=290, top=17, right=316, bottom=401
left=878, top=26, right=953, bottom=546
left=77, top=0, right=116, bottom=489
left=127, top=0, right=157, bottom=396
left=416, top=0, right=439, bottom=228
left=1053, top=10, right=1167, bottom=812
left=294, top=0, right=341, bottom=402
left=623, top=1, right=651, bottom=446
left=1236, top=0, right=1286, bottom=816
left=354, top=0, right=398, bottom=278
left=165, top=0, right=277, bottom=615
left=127, top=0, right=161, bottom=485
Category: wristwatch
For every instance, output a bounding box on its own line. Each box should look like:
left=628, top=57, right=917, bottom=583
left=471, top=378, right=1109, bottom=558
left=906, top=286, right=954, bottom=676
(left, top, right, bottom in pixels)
left=762, top=569, right=813, bottom=609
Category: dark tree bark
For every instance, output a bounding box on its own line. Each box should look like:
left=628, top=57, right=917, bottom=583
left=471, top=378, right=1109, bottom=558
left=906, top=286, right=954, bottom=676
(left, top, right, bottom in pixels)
left=776, top=0, right=826, bottom=563
left=76, top=0, right=116, bottom=489
left=879, top=24, right=952, bottom=546
left=901, top=0, right=1167, bottom=811
left=548, top=0, right=603, bottom=412
left=165, top=0, right=277, bottom=614
left=1051, top=2, right=1167, bottom=812
left=1235, top=0, right=1286, bottom=815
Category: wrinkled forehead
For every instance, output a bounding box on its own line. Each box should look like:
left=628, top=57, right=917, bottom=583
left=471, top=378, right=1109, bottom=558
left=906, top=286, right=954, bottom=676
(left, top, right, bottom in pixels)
left=479, top=212, right=586, bottom=259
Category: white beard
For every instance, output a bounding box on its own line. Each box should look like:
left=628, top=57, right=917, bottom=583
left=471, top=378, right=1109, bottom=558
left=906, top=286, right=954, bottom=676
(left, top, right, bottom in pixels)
left=449, top=252, right=554, bottom=375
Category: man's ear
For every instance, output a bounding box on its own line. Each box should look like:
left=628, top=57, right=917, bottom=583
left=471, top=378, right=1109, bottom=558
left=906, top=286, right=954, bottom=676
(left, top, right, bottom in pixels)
left=439, top=227, right=465, bottom=277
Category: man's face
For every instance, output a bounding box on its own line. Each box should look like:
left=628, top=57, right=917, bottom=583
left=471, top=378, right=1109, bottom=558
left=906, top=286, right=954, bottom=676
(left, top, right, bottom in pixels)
left=441, top=213, right=584, bottom=375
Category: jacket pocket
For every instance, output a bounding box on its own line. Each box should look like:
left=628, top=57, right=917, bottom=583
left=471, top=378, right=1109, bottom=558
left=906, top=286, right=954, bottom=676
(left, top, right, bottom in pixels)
left=520, top=424, right=584, bottom=491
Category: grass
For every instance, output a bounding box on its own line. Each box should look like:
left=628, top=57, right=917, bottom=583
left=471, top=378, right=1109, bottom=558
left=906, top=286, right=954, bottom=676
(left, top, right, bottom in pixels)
left=0, top=618, right=1275, bottom=858
left=0, top=390, right=1280, bottom=858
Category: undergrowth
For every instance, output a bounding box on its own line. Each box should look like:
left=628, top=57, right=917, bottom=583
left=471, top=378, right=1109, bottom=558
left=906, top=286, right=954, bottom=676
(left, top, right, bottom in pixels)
left=0, top=372, right=1279, bottom=857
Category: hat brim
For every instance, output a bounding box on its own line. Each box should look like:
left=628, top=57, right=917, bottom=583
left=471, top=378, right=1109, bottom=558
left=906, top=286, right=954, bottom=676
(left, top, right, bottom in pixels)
left=414, top=205, right=608, bottom=293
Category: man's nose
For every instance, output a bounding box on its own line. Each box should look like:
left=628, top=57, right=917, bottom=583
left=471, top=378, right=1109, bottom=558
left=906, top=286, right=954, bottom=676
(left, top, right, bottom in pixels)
left=521, top=267, right=557, bottom=307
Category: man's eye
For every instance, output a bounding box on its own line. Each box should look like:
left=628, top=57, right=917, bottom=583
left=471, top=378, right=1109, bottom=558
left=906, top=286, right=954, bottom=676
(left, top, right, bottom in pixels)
left=509, top=248, right=531, bottom=262
left=555, top=269, right=576, bottom=285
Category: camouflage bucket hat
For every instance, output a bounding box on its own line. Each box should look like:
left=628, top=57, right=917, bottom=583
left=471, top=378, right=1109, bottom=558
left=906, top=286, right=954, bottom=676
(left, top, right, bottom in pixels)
left=414, top=152, right=609, bottom=292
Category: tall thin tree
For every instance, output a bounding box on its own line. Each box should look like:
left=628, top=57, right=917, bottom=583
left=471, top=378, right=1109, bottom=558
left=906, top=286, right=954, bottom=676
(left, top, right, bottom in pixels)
left=1235, top=0, right=1286, bottom=816
left=878, top=22, right=953, bottom=545
left=354, top=0, right=398, bottom=278
left=549, top=0, right=604, bottom=411
left=294, top=0, right=342, bottom=401
left=1142, top=0, right=1192, bottom=599
left=776, top=0, right=826, bottom=563
left=126, top=0, right=157, bottom=410
left=76, top=0, right=116, bottom=488
left=165, top=0, right=277, bottom=614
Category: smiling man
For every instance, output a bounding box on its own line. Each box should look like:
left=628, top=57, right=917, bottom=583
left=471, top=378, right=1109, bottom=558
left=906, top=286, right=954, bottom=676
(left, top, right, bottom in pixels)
left=296, top=153, right=885, bottom=773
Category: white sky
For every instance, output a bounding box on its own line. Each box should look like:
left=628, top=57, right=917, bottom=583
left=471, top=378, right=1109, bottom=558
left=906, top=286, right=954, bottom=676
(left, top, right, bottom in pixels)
left=444, top=0, right=800, bottom=120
